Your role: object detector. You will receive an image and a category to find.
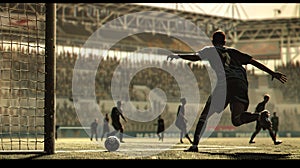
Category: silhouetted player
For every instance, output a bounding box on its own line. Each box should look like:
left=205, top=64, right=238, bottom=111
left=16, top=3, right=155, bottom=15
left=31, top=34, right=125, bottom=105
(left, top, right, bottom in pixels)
left=90, top=118, right=98, bottom=141
left=271, top=112, right=279, bottom=137
left=156, top=115, right=165, bottom=141
left=167, top=30, right=287, bottom=152
left=100, top=113, right=110, bottom=141
left=175, top=98, right=193, bottom=144
left=249, top=94, right=282, bottom=145
left=108, top=101, right=127, bottom=143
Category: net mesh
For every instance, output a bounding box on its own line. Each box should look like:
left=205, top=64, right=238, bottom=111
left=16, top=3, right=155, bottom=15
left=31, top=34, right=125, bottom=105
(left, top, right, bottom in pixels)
left=0, top=3, right=46, bottom=151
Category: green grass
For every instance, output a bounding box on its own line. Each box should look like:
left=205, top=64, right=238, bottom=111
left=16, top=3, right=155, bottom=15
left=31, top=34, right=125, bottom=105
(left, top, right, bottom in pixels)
left=0, top=137, right=300, bottom=160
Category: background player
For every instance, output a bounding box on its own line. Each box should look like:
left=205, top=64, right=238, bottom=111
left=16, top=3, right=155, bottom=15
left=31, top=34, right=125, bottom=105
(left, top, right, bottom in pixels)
left=100, top=113, right=110, bottom=141
left=249, top=94, right=282, bottom=145
left=90, top=118, right=99, bottom=141
left=108, top=101, right=127, bottom=143
left=175, top=98, right=193, bottom=144
left=156, top=115, right=165, bottom=141
left=271, top=112, right=279, bottom=138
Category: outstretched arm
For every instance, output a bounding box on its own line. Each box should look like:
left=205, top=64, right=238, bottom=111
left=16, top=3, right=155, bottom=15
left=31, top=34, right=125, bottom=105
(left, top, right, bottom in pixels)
left=249, top=58, right=287, bottom=84
left=167, top=53, right=201, bottom=62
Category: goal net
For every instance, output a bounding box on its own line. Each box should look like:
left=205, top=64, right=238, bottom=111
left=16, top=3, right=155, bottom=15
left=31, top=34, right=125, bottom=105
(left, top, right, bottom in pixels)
left=0, top=3, right=55, bottom=154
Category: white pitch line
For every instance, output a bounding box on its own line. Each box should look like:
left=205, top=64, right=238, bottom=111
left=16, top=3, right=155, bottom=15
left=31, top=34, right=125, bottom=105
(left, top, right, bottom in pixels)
left=55, top=144, right=257, bottom=153
left=56, top=149, right=107, bottom=153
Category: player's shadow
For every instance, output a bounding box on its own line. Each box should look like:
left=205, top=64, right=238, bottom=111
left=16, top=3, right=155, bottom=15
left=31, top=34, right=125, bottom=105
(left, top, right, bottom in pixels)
left=200, top=151, right=291, bottom=160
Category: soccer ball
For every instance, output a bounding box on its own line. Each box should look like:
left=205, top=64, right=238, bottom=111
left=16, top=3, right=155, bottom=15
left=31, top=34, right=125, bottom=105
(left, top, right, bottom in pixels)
left=104, top=136, right=120, bottom=152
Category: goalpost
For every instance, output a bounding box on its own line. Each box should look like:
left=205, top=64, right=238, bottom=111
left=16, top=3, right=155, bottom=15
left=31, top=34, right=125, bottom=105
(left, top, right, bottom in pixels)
left=0, top=3, right=56, bottom=154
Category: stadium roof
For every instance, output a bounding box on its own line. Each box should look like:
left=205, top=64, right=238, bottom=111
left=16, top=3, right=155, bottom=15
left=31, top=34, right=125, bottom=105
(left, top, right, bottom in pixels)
left=135, top=3, right=300, bottom=20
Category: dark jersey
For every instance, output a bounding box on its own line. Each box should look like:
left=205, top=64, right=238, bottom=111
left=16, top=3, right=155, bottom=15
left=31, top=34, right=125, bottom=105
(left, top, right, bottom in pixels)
left=271, top=116, right=279, bottom=128
left=157, top=118, right=165, bottom=133
left=255, top=101, right=267, bottom=113
left=90, top=121, right=98, bottom=131
left=198, top=46, right=252, bottom=83
left=103, top=117, right=109, bottom=131
left=111, top=107, right=121, bottom=123
left=111, top=106, right=126, bottom=124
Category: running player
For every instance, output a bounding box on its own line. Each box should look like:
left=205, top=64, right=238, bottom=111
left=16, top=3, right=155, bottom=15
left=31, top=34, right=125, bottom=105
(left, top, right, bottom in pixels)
left=249, top=94, right=282, bottom=145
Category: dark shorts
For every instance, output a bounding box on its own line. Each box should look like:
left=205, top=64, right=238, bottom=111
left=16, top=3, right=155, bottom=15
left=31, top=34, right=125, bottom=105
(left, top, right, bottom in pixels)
left=272, top=126, right=278, bottom=131
left=199, top=78, right=249, bottom=121
left=157, top=127, right=164, bottom=134
left=112, top=122, right=122, bottom=130
left=227, top=78, right=249, bottom=110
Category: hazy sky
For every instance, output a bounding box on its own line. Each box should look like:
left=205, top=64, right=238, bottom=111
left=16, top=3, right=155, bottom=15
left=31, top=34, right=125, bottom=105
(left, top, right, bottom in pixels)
left=135, top=3, right=300, bottom=20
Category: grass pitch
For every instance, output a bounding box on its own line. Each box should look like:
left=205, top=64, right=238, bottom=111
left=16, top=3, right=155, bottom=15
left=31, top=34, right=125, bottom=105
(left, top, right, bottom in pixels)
left=1, top=137, right=300, bottom=160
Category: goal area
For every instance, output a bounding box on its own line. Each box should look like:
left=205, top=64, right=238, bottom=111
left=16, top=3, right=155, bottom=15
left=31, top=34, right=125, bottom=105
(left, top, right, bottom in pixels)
left=0, top=3, right=56, bottom=154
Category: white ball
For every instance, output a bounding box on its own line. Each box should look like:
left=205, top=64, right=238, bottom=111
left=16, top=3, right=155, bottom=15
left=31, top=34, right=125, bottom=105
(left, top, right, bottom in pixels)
left=104, top=136, right=120, bottom=152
